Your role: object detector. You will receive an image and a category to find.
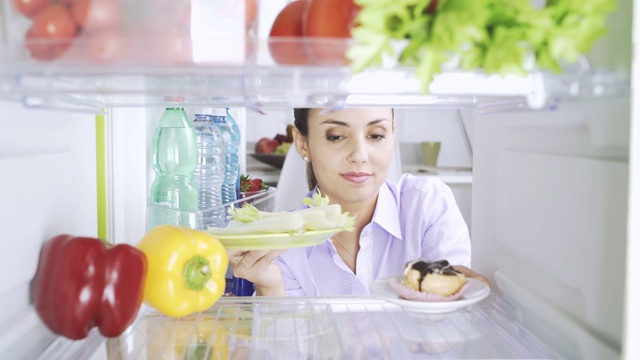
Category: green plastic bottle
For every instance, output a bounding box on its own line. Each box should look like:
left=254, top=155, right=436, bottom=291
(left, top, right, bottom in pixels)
left=147, top=107, right=199, bottom=229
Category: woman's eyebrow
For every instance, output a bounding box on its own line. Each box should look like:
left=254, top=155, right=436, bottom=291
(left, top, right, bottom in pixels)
left=320, top=118, right=391, bottom=127
left=367, top=118, right=390, bottom=126
left=320, top=119, right=348, bottom=126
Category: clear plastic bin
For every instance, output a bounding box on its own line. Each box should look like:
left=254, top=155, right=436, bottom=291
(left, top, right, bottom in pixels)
left=1, top=0, right=259, bottom=66
left=0, top=0, right=356, bottom=67
left=146, top=186, right=276, bottom=231
left=105, top=295, right=560, bottom=359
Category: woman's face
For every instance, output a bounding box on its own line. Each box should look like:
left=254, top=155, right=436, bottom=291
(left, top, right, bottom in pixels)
left=296, top=107, right=395, bottom=206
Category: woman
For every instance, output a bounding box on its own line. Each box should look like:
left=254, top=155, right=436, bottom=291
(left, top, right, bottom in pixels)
left=228, top=107, right=488, bottom=296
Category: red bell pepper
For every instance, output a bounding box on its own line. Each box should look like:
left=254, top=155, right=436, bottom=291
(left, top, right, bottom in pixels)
left=32, top=234, right=147, bottom=340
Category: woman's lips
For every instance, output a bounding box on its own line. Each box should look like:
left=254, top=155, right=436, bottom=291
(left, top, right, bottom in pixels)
left=342, top=172, right=371, bottom=184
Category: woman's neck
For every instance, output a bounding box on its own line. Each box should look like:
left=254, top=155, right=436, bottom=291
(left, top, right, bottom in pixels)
left=331, top=196, right=377, bottom=274
left=337, top=193, right=378, bottom=239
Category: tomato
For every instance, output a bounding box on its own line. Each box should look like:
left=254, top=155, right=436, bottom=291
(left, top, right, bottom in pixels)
left=71, top=0, right=121, bottom=31
left=25, top=26, right=72, bottom=60
left=25, top=27, right=52, bottom=60
left=303, top=0, right=360, bottom=64
left=84, top=29, right=127, bottom=63
left=268, top=0, right=312, bottom=65
left=31, top=4, right=78, bottom=39
left=11, top=0, right=51, bottom=18
left=26, top=4, right=77, bottom=60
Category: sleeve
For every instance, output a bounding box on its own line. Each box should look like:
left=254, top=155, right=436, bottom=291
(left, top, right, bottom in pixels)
left=420, top=181, right=472, bottom=267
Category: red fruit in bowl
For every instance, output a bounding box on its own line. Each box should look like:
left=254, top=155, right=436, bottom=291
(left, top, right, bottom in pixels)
left=255, top=137, right=280, bottom=154
left=273, top=134, right=288, bottom=144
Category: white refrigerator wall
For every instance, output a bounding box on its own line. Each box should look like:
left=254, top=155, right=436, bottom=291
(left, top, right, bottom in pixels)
left=0, top=101, right=98, bottom=357
left=624, top=1, right=640, bottom=358
left=472, top=97, right=630, bottom=359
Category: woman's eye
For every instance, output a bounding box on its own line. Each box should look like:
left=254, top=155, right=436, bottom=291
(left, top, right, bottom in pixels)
left=369, top=134, right=386, bottom=141
left=327, top=135, right=342, bottom=142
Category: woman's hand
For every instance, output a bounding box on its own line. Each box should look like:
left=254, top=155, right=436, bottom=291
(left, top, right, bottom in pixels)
left=227, top=249, right=287, bottom=296
left=453, top=265, right=491, bottom=287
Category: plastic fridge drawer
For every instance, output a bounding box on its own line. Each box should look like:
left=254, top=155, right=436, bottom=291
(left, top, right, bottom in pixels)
left=1, top=0, right=258, bottom=66
left=106, top=295, right=560, bottom=359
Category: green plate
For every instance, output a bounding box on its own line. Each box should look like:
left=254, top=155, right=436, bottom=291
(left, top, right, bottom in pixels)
left=209, top=228, right=341, bottom=250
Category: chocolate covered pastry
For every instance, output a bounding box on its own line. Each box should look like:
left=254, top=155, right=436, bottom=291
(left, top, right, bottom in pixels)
left=401, top=259, right=467, bottom=296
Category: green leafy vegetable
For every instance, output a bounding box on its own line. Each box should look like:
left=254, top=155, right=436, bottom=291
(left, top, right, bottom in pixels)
left=348, top=0, right=618, bottom=93
left=303, top=189, right=331, bottom=208
left=227, top=204, right=261, bottom=223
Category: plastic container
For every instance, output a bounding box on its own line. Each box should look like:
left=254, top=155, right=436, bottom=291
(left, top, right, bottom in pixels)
left=225, top=108, right=242, bottom=200
left=193, top=108, right=226, bottom=229
left=213, top=109, right=240, bottom=205
left=146, top=185, right=275, bottom=232
left=1, top=0, right=258, bottom=66
left=147, top=107, right=198, bottom=229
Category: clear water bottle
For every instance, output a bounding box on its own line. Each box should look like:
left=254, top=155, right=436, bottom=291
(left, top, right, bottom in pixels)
left=213, top=110, right=240, bottom=205
left=148, top=107, right=199, bottom=229
left=223, top=108, right=254, bottom=296
left=193, top=109, right=226, bottom=229
left=225, top=108, right=242, bottom=199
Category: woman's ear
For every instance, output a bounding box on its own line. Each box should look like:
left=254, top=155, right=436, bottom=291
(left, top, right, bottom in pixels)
left=292, top=127, right=310, bottom=160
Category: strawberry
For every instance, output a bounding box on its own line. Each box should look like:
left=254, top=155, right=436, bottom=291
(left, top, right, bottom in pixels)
left=240, top=174, right=266, bottom=193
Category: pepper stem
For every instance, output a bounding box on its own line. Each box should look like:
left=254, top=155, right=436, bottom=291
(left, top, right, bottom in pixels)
left=184, top=255, right=212, bottom=291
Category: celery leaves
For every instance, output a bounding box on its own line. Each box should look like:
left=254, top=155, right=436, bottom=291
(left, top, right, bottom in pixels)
left=348, top=0, right=618, bottom=93
left=227, top=204, right=261, bottom=223
left=210, top=189, right=356, bottom=236
left=303, top=189, right=331, bottom=207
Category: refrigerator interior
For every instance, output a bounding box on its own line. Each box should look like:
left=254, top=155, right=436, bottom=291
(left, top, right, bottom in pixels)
left=0, top=0, right=637, bottom=359
left=472, top=97, right=630, bottom=359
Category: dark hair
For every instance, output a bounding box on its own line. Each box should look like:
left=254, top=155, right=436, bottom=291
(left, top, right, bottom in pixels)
left=293, top=108, right=395, bottom=191
left=293, top=108, right=317, bottom=190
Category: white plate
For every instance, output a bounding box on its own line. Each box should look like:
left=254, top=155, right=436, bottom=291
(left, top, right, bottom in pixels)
left=209, top=228, right=339, bottom=250
left=369, top=276, right=490, bottom=314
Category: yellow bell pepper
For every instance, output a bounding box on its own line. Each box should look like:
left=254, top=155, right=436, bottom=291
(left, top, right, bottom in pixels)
left=136, top=225, right=228, bottom=318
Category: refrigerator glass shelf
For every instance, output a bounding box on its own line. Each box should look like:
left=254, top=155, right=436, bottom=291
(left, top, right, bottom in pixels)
left=0, top=64, right=629, bottom=113
left=105, top=294, right=561, bottom=360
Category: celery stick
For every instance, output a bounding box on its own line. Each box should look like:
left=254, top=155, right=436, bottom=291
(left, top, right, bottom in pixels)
left=207, top=212, right=305, bottom=235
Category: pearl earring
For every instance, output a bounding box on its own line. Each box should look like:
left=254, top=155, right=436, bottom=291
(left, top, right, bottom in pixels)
left=303, top=156, right=309, bottom=162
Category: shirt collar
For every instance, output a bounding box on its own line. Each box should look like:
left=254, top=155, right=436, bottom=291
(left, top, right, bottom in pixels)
left=371, top=180, right=403, bottom=240
left=308, top=181, right=403, bottom=259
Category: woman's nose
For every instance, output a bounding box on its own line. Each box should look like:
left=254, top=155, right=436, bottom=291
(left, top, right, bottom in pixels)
left=347, top=139, right=368, bottom=164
